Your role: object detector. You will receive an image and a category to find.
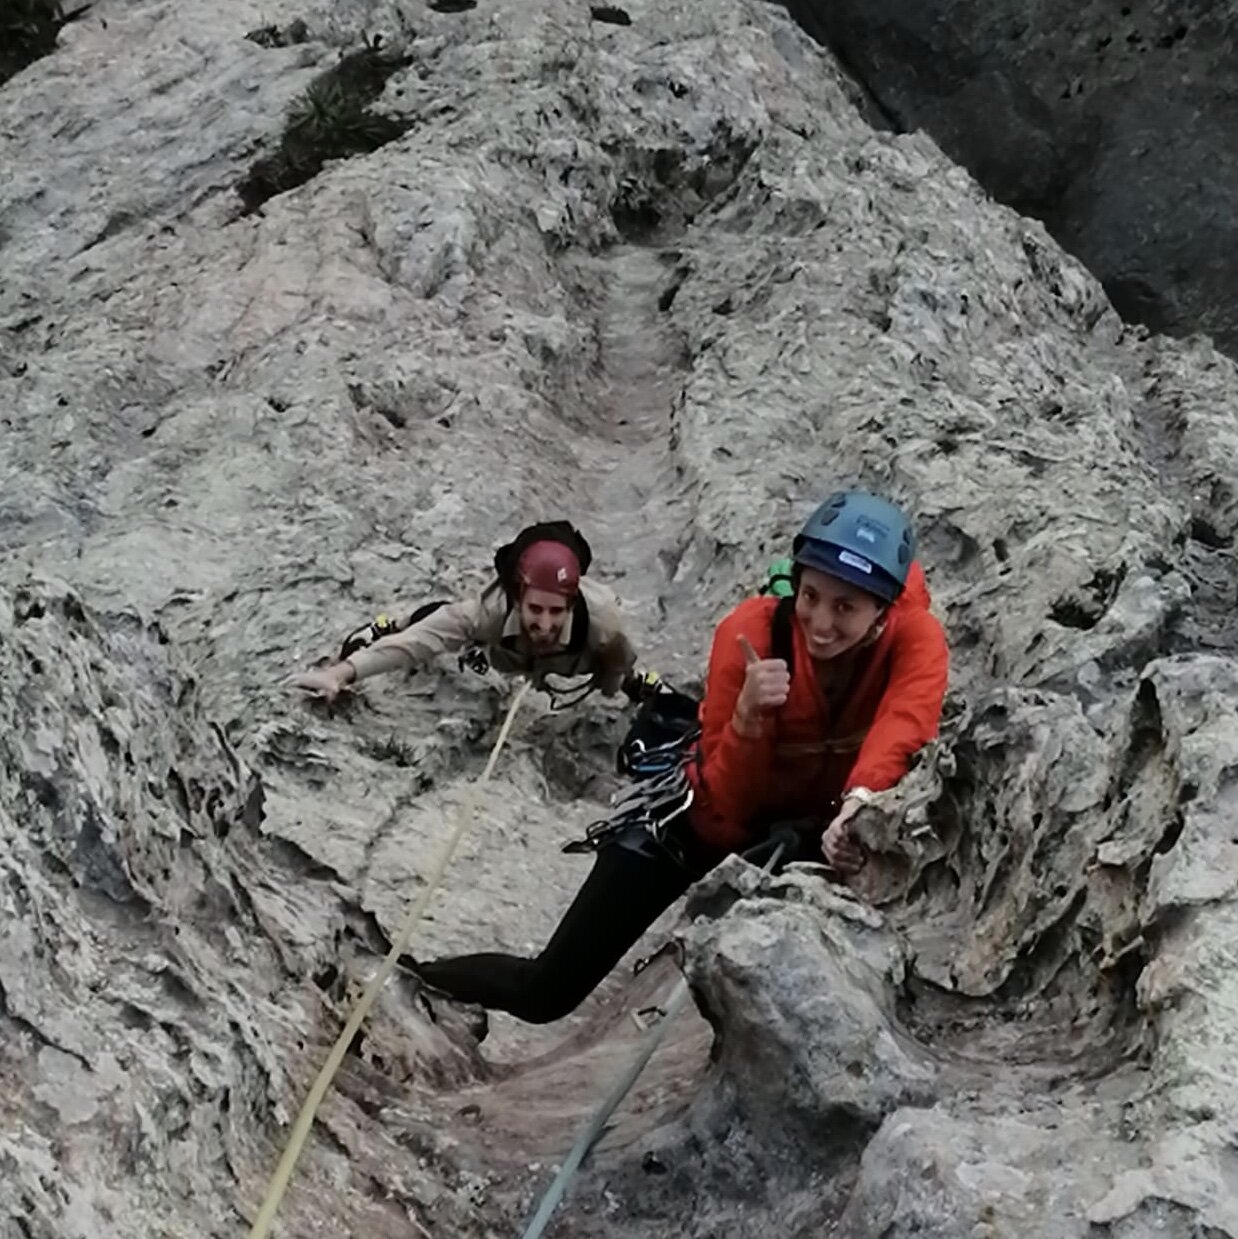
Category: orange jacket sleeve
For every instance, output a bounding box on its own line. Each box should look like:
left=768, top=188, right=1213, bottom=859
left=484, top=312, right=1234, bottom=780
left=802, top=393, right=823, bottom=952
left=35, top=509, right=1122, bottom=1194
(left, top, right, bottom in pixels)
left=845, top=608, right=949, bottom=793
left=693, top=601, right=777, bottom=849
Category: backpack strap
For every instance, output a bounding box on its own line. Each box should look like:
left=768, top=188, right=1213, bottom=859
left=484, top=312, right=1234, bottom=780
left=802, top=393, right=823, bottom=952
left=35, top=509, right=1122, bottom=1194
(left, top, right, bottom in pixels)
left=404, top=598, right=490, bottom=674
left=566, top=592, right=590, bottom=655
left=404, top=599, right=451, bottom=627
left=761, top=556, right=795, bottom=599
left=769, top=594, right=796, bottom=679
left=339, top=599, right=450, bottom=661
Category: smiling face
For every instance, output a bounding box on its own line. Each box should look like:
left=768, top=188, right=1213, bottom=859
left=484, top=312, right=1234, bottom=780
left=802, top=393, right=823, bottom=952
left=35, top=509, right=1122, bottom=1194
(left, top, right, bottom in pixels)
left=793, top=566, right=886, bottom=661
left=518, top=587, right=572, bottom=649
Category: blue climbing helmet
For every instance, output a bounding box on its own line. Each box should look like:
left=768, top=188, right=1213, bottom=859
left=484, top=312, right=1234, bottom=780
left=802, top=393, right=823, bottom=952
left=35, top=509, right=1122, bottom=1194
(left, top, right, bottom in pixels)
left=792, top=491, right=916, bottom=604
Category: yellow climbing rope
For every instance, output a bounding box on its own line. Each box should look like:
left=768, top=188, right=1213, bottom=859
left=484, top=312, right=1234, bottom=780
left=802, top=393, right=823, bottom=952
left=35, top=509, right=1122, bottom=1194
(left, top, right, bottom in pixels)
left=247, top=678, right=532, bottom=1238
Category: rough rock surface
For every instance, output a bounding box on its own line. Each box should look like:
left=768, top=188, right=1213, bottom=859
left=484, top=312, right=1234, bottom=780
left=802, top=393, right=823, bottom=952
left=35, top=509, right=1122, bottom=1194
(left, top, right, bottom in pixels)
left=3, top=0, right=1238, bottom=1237
left=780, top=0, right=1238, bottom=351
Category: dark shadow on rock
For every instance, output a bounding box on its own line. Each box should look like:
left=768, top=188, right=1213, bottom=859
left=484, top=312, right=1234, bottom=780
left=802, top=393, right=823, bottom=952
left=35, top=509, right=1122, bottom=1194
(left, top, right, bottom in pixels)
left=591, top=5, right=633, bottom=25
left=237, top=40, right=413, bottom=215
left=1, top=0, right=90, bottom=88
left=776, top=0, right=1238, bottom=354
left=245, top=18, right=311, bottom=49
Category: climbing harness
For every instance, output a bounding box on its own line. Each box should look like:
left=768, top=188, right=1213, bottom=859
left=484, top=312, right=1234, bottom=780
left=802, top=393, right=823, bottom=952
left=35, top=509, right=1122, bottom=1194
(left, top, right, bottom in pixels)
left=520, top=838, right=790, bottom=1239
left=245, top=679, right=532, bottom=1239
left=544, top=674, right=600, bottom=712
left=558, top=676, right=705, bottom=857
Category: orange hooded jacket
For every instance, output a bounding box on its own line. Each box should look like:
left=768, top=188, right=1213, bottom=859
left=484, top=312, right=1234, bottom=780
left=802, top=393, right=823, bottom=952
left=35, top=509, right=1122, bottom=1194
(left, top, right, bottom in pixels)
left=686, top=562, right=948, bottom=851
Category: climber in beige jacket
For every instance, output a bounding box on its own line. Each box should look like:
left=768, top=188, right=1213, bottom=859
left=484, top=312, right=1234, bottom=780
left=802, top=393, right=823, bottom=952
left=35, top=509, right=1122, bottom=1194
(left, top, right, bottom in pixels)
left=286, top=521, right=639, bottom=704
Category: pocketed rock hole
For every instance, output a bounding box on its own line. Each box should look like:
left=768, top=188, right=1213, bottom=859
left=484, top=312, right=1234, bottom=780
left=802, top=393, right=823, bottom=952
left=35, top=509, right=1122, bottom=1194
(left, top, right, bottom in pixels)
left=894, top=710, right=1160, bottom=1076
left=609, top=134, right=760, bottom=241
left=591, top=5, right=633, bottom=25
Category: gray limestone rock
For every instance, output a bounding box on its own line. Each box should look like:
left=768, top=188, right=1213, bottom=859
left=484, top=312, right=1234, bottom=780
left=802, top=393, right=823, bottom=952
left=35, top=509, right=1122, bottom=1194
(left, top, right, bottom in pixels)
left=3, top=1, right=1238, bottom=1237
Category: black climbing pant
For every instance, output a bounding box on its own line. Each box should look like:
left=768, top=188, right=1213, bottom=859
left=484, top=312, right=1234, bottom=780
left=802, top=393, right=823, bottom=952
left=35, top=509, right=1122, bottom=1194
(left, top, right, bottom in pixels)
left=416, top=834, right=724, bottom=1024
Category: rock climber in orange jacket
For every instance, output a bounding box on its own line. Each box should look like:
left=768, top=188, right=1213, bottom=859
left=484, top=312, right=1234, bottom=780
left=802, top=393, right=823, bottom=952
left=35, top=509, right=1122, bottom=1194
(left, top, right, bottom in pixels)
left=690, top=501, right=947, bottom=870
left=411, top=492, right=949, bottom=1023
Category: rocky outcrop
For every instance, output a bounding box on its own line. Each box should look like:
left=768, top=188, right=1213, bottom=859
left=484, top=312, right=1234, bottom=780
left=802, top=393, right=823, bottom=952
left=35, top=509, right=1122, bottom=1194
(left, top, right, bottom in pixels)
left=3, top=1, right=1238, bottom=1237
left=549, top=652, right=1238, bottom=1238
left=781, top=0, right=1238, bottom=352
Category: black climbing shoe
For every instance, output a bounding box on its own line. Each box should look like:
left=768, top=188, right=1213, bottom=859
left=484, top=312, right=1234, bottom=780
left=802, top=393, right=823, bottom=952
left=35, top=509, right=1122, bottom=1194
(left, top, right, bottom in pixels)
left=396, top=954, right=489, bottom=1044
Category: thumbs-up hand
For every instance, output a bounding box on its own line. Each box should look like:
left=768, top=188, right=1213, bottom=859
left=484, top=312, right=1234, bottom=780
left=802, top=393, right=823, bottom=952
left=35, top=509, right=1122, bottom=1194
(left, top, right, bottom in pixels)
left=734, top=634, right=790, bottom=733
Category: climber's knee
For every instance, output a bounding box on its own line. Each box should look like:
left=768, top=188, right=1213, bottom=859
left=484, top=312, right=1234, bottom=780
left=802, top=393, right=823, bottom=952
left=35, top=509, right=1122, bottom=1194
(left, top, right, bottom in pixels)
left=509, top=962, right=596, bottom=1024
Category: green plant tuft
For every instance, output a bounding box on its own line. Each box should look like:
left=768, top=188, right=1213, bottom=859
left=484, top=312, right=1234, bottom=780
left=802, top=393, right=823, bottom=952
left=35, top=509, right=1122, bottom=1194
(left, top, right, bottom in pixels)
left=237, top=42, right=411, bottom=214
left=1, top=0, right=84, bottom=88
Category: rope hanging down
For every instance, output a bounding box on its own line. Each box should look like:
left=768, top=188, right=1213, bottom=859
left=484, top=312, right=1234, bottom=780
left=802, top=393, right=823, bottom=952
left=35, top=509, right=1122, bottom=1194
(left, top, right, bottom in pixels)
left=248, top=679, right=532, bottom=1239
left=520, top=839, right=788, bottom=1239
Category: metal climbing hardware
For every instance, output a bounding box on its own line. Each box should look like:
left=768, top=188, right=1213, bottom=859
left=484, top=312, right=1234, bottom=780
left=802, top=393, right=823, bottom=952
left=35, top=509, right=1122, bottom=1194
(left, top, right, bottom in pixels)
left=457, top=644, right=490, bottom=676
left=616, top=679, right=701, bottom=777
left=337, top=598, right=456, bottom=663
left=562, top=759, right=695, bottom=855
left=338, top=613, right=402, bottom=661
left=620, top=724, right=699, bottom=781
left=621, top=668, right=664, bottom=701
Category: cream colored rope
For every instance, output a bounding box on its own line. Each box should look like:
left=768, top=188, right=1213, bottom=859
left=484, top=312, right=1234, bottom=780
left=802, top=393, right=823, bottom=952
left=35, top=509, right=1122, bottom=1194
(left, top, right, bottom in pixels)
left=247, top=679, right=532, bottom=1237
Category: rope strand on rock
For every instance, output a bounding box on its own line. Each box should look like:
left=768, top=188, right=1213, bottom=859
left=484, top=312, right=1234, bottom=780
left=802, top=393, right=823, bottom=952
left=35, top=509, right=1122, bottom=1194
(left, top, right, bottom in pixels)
left=247, top=678, right=532, bottom=1239
left=520, top=840, right=787, bottom=1239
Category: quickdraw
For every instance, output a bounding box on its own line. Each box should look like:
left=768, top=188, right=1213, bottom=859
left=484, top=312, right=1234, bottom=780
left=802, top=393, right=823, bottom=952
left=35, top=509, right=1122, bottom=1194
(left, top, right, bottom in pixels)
left=562, top=734, right=698, bottom=856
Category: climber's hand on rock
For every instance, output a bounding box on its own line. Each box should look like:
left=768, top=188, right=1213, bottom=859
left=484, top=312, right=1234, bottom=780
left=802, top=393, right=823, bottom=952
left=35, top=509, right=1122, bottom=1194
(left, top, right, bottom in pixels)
left=734, top=635, right=789, bottom=731
left=821, top=798, right=866, bottom=874
left=284, top=663, right=354, bottom=703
